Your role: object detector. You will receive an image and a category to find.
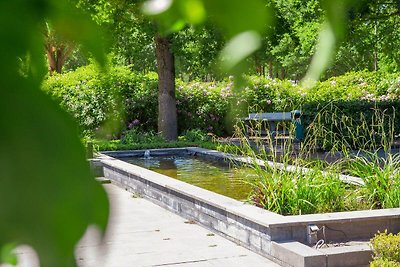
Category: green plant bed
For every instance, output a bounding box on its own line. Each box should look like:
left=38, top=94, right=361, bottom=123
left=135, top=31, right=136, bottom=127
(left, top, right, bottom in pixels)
left=91, top=139, right=218, bottom=151
left=221, top=123, right=400, bottom=215
left=245, top=155, right=400, bottom=215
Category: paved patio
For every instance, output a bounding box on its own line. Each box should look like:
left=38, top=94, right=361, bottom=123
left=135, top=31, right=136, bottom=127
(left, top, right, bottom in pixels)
left=4, top=184, right=280, bottom=267
left=74, top=184, right=280, bottom=266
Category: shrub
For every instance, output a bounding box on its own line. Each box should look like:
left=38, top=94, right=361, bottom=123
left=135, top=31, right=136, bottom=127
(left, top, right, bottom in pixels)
left=307, top=70, right=400, bottom=101
left=370, top=231, right=400, bottom=266
left=120, top=128, right=165, bottom=144
left=43, top=63, right=158, bottom=136
left=44, top=66, right=400, bottom=146
left=179, top=129, right=211, bottom=142
left=176, top=80, right=230, bottom=135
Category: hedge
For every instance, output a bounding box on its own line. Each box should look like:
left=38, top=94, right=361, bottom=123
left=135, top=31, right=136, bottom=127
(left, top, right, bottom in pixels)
left=43, top=64, right=400, bottom=148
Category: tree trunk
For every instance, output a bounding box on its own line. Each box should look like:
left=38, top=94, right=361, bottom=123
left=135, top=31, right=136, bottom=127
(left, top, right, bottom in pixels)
left=155, top=34, right=177, bottom=141
left=373, top=20, right=379, bottom=71
left=280, top=68, right=286, bottom=79
left=46, top=48, right=57, bottom=75
left=45, top=44, right=71, bottom=75
left=268, top=62, right=273, bottom=78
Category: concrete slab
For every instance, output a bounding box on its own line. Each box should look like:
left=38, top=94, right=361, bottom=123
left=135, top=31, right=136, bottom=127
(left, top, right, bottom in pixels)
left=75, top=184, right=280, bottom=267
left=2, top=184, right=280, bottom=267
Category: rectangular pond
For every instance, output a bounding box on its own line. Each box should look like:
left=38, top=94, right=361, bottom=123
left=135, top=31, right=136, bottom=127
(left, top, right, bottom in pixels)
left=121, top=154, right=254, bottom=201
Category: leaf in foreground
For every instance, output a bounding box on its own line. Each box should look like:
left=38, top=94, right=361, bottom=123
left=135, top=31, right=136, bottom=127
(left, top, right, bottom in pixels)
left=0, top=78, right=109, bottom=266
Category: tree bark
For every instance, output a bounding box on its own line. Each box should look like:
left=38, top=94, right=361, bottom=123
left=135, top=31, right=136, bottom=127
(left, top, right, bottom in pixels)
left=45, top=43, right=72, bottom=75
left=268, top=62, right=273, bottom=78
left=45, top=44, right=57, bottom=75
left=155, top=34, right=177, bottom=141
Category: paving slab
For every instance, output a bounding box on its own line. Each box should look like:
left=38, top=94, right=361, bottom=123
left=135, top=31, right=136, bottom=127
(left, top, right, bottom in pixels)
left=2, top=184, right=280, bottom=267
left=75, top=184, right=281, bottom=267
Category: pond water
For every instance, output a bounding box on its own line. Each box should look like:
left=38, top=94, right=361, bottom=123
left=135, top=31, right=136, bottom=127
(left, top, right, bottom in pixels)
left=123, top=155, right=254, bottom=200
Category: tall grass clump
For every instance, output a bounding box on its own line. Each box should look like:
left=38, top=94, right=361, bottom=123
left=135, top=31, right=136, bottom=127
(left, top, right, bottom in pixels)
left=248, top=166, right=350, bottom=215
left=347, top=152, right=400, bottom=209
left=227, top=123, right=352, bottom=215
left=227, top=103, right=399, bottom=215
left=303, top=102, right=396, bottom=153
left=304, top=104, right=400, bottom=209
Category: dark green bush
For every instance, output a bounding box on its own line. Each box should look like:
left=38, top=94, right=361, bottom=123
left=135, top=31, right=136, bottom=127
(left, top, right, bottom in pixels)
left=178, top=129, right=211, bottom=142
left=302, top=100, right=400, bottom=150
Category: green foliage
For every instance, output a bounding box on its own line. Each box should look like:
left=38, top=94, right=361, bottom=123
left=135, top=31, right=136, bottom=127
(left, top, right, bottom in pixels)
left=43, top=63, right=159, bottom=135
left=1, top=0, right=109, bottom=266
left=226, top=127, right=355, bottom=215
left=370, top=231, right=400, bottom=266
left=1, top=243, right=17, bottom=265
left=91, top=138, right=217, bottom=152
left=227, top=117, right=400, bottom=215
left=250, top=167, right=349, bottom=215
left=347, top=152, right=400, bottom=209
left=307, top=71, right=400, bottom=101
left=143, top=0, right=271, bottom=75
left=179, top=129, right=211, bottom=142
left=45, top=68, right=400, bottom=147
left=121, top=128, right=165, bottom=144
left=303, top=101, right=399, bottom=151
left=371, top=259, right=400, bottom=267
left=175, top=79, right=230, bottom=135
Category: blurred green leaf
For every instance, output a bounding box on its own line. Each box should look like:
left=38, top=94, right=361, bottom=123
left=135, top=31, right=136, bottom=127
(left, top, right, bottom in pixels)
left=303, top=21, right=336, bottom=83
left=1, top=244, right=17, bottom=266
left=322, top=0, right=357, bottom=40
left=304, top=0, right=356, bottom=83
left=0, top=0, right=109, bottom=266
left=204, top=0, right=270, bottom=37
left=0, top=77, right=109, bottom=267
left=179, top=0, right=205, bottom=24
left=220, top=31, right=262, bottom=71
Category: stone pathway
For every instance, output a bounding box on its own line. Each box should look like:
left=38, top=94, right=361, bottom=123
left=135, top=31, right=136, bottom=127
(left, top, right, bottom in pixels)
left=3, top=184, right=280, bottom=267
left=75, top=184, right=280, bottom=266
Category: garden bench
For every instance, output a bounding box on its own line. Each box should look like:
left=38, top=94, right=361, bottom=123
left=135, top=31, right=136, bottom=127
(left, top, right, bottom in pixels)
left=242, top=110, right=303, bottom=141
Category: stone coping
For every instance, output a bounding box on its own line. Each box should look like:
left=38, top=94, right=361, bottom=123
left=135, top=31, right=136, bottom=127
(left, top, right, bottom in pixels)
left=98, top=153, right=285, bottom=227
left=99, top=147, right=400, bottom=228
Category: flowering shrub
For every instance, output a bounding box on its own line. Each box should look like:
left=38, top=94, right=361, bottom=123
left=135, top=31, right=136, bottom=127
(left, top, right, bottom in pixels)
left=43, top=66, right=400, bottom=142
left=308, top=70, right=400, bottom=101
left=43, top=64, right=159, bottom=136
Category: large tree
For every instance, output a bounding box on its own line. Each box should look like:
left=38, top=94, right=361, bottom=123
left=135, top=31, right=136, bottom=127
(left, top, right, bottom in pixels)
left=155, top=34, right=177, bottom=140
left=78, top=0, right=179, bottom=140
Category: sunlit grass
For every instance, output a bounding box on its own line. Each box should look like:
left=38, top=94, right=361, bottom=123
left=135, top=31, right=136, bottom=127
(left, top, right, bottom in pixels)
left=224, top=106, right=399, bottom=215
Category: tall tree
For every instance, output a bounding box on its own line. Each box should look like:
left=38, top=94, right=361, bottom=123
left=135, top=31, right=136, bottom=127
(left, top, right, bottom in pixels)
left=78, top=0, right=179, bottom=140
left=155, top=34, right=177, bottom=140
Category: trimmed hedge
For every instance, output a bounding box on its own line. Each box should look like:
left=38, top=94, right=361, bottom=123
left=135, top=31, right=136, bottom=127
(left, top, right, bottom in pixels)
left=43, top=65, right=400, bottom=148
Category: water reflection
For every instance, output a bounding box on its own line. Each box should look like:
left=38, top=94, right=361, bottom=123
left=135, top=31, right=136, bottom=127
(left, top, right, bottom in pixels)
left=123, top=155, right=254, bottom=201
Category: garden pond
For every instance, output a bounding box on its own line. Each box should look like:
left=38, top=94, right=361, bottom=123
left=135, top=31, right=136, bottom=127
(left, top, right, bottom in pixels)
left=122, top=155, right=254, bottom=200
